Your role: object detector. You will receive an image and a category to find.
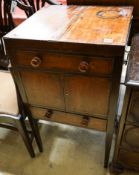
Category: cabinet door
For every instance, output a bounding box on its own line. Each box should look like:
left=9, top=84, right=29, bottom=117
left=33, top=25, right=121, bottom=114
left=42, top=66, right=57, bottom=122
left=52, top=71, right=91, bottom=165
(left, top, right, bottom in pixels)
left=19, top=71, right=65, bottom=110
left=127, top=91, right=139, bottom=123
left=122, top=125, right=139, bottom=151
left=64, top=75, right=111, bottom=118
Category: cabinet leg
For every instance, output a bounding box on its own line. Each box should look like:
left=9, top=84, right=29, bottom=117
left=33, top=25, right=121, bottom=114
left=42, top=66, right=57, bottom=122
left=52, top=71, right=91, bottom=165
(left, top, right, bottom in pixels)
left=28, top=117, right=43, bottom=152
left=15, top=117, right=35, bottom=158
left=104, top=132, right=113, bottom=168
left=104, top=117, right=116, bottom=168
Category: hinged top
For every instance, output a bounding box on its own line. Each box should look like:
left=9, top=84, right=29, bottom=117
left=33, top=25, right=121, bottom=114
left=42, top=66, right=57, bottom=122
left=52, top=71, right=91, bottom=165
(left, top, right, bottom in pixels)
left=4, top=5, right=133, bottom=46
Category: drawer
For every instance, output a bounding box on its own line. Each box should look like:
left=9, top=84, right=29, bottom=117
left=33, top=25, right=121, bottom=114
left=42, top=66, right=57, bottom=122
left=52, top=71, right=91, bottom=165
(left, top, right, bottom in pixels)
left=118, top=149, right=139, bottom=171
left=127, top=90, right=139, bottom=124
left=14, top=51, right=113, bottom=75
left=121, top=125, right=139, bottom=152
left=30, top=107, right=107, bottom=131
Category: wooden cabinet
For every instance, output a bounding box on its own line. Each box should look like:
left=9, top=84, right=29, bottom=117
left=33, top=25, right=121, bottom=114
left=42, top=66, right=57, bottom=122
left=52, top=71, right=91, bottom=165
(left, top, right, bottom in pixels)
left=4, top=5, right=132, bottom=167
left=17, top=51, right=112, bottom=116
left=18, top=57, right=112, bottom=117
left=111, top=35, right=139, bottom=172
left=112, top=88, right=139, bottom=172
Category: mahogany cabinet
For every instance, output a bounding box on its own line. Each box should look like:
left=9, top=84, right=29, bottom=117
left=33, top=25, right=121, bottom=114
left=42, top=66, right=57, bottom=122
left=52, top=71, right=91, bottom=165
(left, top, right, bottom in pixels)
left=112, top=35, right=139, bottom=172
left=4, top=5, right=132, bottom=167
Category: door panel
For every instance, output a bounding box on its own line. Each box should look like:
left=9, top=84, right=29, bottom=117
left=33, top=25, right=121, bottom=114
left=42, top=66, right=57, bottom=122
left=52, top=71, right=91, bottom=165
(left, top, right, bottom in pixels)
left=127, top=91, right=139, bottom=123
left=122, top=125, right=139, bottom=150
left=19, top=71, right=65, bottom=110
left=64, top=75, right=111, bottom=117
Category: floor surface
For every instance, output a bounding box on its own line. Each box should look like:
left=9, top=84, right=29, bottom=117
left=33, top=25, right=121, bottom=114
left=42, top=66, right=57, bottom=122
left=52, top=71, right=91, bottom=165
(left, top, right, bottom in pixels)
left=0, top=121, right=138, bottom=175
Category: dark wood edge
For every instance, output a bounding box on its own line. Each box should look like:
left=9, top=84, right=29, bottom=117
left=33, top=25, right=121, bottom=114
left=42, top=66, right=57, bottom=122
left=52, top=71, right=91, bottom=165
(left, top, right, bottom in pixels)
left=3, top=38, right=125, bottom=57
left=125, top=34, right=139, bottom=87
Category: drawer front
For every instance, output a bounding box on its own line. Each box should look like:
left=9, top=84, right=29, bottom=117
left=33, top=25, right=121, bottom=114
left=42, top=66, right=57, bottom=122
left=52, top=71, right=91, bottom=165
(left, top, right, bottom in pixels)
left=121, top=125, right=139, bottom=151
left=30, top=107, right=107, bottom=131
left=127, top=90, right=139, bottom=124
left=118, top=149, right=139, bottom=170
left=14, top=51, right=113, bottom=75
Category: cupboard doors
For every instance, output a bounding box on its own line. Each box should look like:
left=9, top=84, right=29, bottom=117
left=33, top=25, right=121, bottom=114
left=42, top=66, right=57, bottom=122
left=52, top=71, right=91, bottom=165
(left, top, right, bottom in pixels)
left=19, top=71, right=65, bottom=110
left=64, top=75, right=111, bottom=118
left=18, top=71, right=112, bottom=118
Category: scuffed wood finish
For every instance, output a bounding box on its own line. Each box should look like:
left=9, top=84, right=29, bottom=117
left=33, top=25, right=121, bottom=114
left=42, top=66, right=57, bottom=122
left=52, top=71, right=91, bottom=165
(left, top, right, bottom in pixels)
left=66, top=0, right=139, bottom=42
left=3, top=5, right=132, bottom=168
left=5, top=5, right=133, bottom=46
left=126, top=34, right=139, bottom=86
left=59, top=6, right=132, bottom=45
left=67, top=0, right=138, bottom=17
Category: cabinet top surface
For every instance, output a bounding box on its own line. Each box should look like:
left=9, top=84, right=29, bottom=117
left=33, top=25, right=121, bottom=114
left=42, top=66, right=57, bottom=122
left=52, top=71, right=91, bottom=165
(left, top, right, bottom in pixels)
left=5, top=5, right=133, bottom=46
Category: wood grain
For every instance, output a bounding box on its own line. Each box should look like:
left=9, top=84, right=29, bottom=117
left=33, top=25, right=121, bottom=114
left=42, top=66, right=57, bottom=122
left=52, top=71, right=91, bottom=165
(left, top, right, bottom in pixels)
left=67, top=0, right=138, bottom=18
left=30, top=107, right=107, bottom=131
left=15, top=51, right=113, bottom=75
left=64, top=75, right=111, bottom=117
left=20, top=71, right=65, bottom=110
left=5, top=5, right=133, bottom=46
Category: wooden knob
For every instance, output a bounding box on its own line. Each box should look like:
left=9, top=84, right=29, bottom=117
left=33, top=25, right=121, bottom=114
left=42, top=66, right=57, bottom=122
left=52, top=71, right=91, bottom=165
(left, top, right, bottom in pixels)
left=44, top=110, right=53, bottom=119
left=30, top=57, right=42, bottom=68
left=81, top=116, right=89, bottom=126
left=78, top=61, right=89, bottom=73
